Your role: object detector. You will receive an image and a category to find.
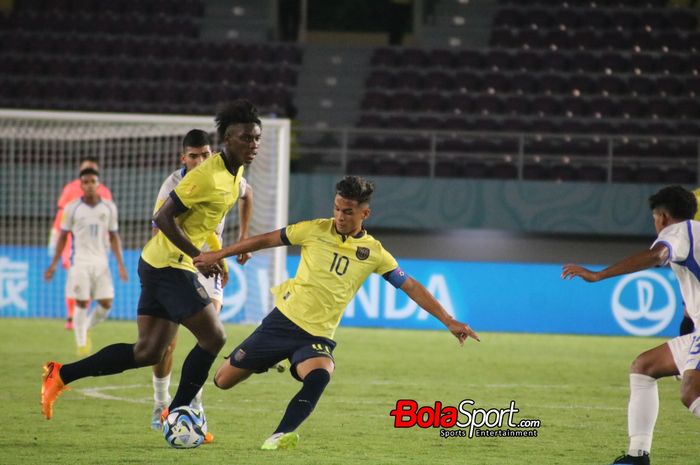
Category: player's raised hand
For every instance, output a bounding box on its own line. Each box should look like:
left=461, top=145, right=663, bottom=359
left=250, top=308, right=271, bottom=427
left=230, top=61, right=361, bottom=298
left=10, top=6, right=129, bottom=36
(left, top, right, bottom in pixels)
left=561, top=264, right=600, bottom=282
left=237, top=252, right=252, bottom=265
left=447, top=320, right=480, bottom=345
left=194, top=251, right=222, bottom=268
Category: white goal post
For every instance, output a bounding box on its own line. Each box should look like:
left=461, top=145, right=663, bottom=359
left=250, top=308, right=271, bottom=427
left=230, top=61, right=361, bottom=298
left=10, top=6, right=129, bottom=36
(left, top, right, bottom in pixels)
left=0, top=109, right=290, bottom=324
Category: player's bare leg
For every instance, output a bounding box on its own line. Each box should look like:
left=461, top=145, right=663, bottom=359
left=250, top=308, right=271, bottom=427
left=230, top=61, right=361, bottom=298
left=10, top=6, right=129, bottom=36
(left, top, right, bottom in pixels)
left=133, top=316, right=180, bottom=366
left=680, top=369, right=700, bottom=415
left=213, top=362, right=254, bottom=390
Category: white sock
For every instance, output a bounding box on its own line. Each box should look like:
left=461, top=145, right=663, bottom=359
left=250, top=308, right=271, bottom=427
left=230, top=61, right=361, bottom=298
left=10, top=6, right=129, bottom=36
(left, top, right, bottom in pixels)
left=191, top=387, right=204, bottom=411
left=88, top=304, right=110, bottom=329
left=627, top=373, right=658, bottom=457
left=689, top=397, right=700, bottom=418
left=73, top=303, right=89, bottom=347
left=153, top=374, right=171, bottom=406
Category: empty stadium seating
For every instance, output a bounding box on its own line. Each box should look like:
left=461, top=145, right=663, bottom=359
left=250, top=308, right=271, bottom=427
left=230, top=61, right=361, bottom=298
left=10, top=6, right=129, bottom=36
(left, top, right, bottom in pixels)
left=0, top=0, right=301, bottom=116
left=353, top=0, right=699, bottom=183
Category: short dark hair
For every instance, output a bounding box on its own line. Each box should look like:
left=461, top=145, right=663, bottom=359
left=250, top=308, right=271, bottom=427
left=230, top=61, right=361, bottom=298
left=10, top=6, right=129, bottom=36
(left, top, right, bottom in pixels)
left=182, top=129, right=211, bottom=149
left=649, top=185, right=697, bottom=220
left=215, top=99, right=262, bottom=141
left=79, top=156, right=98, bottom=165
left=79, top=167, right=99, bottom=178
left=336, top=176, right=374, bottom=204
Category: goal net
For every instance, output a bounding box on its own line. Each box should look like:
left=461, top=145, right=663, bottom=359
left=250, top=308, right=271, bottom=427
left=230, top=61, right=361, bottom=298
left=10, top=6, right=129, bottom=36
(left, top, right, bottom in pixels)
left=0, top=109, right=290, bottom=324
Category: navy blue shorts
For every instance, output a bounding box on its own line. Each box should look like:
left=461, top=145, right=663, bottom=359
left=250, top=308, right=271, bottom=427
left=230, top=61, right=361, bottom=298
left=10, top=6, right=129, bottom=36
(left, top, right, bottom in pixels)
left=228, top=308, right=336, bottom=381
left=136, top=257, right=210, bottom=323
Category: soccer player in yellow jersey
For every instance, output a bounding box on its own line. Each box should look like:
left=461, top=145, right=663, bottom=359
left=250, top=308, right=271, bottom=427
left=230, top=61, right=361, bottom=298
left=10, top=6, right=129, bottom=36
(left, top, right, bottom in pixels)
left=147, top=128, right=253, bottom=440
left=194, top=175, right=481, bottom=450
left=40, top=100, right=262, bottom=435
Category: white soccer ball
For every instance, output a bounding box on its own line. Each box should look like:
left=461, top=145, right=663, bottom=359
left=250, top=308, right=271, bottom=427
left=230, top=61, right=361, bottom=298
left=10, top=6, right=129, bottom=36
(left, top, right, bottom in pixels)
left=162, top=406, right=205, bottom=449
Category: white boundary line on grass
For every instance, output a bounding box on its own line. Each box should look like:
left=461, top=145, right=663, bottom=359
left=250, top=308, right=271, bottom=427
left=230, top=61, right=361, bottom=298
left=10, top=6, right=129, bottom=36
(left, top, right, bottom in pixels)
left=76, top=384, right=626, bottom=412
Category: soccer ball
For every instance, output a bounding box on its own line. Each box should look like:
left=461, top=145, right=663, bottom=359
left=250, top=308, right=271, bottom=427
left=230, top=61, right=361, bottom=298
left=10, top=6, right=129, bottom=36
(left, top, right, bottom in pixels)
left=162, top=406, right=205, bottom=449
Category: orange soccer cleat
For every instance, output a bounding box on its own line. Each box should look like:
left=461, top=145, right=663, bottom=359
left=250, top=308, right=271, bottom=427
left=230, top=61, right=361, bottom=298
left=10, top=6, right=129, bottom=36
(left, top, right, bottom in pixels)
left=159, top=407, right=169, bottom=425
left=41, top=362, right=69, bottom=420
left=203, top=431, right=214, bottom=444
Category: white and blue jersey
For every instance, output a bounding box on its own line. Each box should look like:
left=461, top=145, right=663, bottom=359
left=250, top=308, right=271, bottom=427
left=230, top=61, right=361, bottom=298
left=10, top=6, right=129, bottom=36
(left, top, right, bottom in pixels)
left=61, top=197, right=118, bottom=266
left=653, top=220, right=700, bottom=327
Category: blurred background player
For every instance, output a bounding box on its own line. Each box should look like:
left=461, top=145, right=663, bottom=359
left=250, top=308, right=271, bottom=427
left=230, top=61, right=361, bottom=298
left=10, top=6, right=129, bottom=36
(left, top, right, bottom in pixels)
left=148, top=129, right=253, bottom=442
left=45, top=168, right=127, bottom=355
left=562, top=186, right=700, bottom=465
left=49, top=157, right=113, bottom=330
left=194, top=175, right=480, bottom=450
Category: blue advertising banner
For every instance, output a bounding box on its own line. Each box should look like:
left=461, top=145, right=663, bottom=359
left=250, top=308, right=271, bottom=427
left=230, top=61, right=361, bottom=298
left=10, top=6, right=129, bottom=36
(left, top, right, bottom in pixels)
left=0, top=246, right=685, bottom=337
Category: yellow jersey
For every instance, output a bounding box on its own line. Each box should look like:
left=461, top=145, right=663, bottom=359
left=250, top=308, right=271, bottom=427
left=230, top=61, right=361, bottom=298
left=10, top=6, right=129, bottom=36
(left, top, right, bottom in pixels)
left=141, top=153, right=244, bottom=272
left=273, top=218, right=399, bottom=339
left=694, top=188, right=700, bottom=221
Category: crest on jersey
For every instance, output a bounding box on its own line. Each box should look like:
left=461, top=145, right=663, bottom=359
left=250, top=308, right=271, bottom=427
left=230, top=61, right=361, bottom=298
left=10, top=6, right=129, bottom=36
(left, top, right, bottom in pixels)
left=356, top=247, right=370, bottom=260
left=234, top=349, right=246, bottom=362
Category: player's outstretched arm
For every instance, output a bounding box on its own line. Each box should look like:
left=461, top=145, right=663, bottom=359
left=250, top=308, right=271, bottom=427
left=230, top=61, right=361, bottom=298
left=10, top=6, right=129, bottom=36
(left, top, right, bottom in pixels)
left=45, top=230, right=69, bottom=280
left=561, top=243, right=669, bottom=283
left=236, top=184, right=253, bottom=265
left=193, top=230, right=285, bottom=268
left=400, top=277, right=480, bottom=345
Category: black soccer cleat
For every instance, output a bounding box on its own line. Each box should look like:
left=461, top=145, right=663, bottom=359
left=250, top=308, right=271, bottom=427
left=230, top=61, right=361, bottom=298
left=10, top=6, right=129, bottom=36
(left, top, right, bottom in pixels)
left=609, top=452, right=650, bottom=465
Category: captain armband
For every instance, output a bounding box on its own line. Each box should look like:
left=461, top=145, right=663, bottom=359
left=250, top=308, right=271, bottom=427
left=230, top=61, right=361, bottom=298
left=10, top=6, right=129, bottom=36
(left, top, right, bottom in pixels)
left=383, top=267, right=409, bottom=288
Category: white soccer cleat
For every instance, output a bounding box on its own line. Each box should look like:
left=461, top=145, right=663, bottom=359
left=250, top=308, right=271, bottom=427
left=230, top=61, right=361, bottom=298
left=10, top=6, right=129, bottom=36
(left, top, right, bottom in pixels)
left=151, top=403, right=168, bottom=431
left=260, top=432, right=299, bottom=450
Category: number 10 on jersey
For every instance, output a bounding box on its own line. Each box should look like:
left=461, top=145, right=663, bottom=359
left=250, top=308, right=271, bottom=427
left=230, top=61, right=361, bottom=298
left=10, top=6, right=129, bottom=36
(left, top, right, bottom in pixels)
left=330, top=253, right=349, bottom=276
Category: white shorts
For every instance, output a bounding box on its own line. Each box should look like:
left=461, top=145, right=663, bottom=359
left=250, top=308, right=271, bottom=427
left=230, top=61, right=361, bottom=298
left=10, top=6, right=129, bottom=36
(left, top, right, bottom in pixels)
left=667, top=331, right=700, bottom=374
left=197, top=272, right=223, bottom=304
left=65, top=261, right=114, bottom=301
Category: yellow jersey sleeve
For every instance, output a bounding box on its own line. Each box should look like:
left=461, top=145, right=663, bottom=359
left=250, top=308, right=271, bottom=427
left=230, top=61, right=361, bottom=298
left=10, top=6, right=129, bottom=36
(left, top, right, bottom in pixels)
left=173, top=167, right=214, bottom=210
left=375, top=243, right=399, bottom=276
left=284, top=219, right=325, bottom=246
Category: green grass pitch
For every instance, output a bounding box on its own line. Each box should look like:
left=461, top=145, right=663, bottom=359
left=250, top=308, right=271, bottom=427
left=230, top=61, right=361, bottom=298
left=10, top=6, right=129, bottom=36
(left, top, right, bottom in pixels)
left=2, top=318, right=697, bottom=465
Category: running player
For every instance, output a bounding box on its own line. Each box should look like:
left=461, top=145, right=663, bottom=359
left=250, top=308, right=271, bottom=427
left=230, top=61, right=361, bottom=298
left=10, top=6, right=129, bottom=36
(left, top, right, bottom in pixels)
left=148, top=129, right=252, bottom=442
left=41, top=100, right=261, bottom=439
